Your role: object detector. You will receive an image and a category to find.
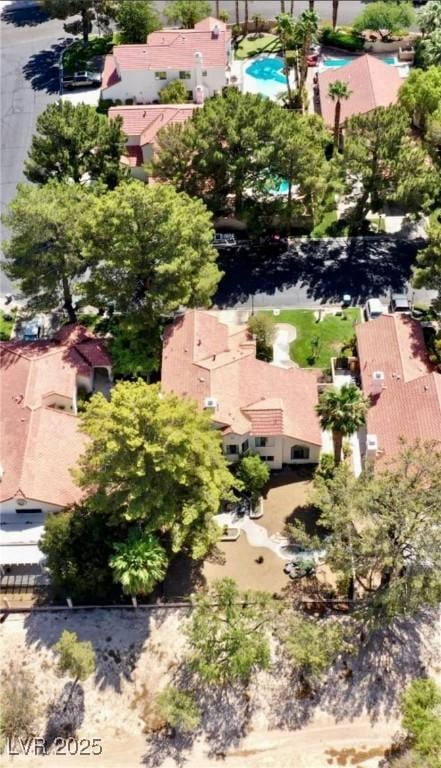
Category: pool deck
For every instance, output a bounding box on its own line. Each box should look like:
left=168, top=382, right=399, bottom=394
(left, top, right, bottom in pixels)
left=232, top=52, right=296, bottom=101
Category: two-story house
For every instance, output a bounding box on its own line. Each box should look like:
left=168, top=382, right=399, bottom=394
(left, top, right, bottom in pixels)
left=101, top=17, right=232, bottom=105
left=161, top=310, right=322, bottom=469
left=0, top=325, right=111, bottom=571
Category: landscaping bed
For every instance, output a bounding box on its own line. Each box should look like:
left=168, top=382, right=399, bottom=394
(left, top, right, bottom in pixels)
left=320, top=25, right=364, bottom=52
left=266, top=309, right=361, bottom=368
left=0, top=309, right=15, bottom=340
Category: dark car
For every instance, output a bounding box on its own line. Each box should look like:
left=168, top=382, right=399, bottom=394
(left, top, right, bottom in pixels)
left=390, top=293, right=411, bottom=314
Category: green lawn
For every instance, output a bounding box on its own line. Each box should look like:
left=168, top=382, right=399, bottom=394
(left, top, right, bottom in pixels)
left=235, top=34, right=281, bottom=60
left=265, top=309, right=361, bottom=368
left=0, top=310, right=15, bottom=341
left=62, top=36, right=113, bottom=75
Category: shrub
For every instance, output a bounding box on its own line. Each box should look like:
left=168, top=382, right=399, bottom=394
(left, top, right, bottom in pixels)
left=320, top=25, right=364, bottom=52
left=155, top=687, right=201, bottom=733
left=0, top=664, right=39, bottom=744
left=236, top=454, right=270, bottom=503
left=248, top=312, right=275, bottom=361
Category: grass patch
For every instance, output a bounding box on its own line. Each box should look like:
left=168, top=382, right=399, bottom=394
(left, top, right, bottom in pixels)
left=263, top=309, right=360, bottom=368
left=235, top=34, right=281, bottom=60
left=62, top=35, right=113, bottom=75
left=0, top=310, right=15, bottom=341
left=311, top=211, right=350, bottom=237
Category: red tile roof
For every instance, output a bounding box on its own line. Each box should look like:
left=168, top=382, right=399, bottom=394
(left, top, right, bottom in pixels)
left=161, top=310, right=321, bottom=445
left=0, top=325, right=111, bottom=507
left=356, top=314, right=441, bottom=462
left=109, top=104, right=200, bottom=158
left=318, top=55, right=402, bottom=128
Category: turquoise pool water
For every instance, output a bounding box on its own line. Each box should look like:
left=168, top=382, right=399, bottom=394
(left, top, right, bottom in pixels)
left=322, top=54, right=396, bottom=69
left=245, top=56, right=286, bottom=98
left=272, top=179, right=290, bottom=195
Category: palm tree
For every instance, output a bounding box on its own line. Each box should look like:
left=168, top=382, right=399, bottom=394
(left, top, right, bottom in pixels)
left=219, top=9, right=229, bottom=23
left=332, top=0, right=339, bottom=31
left=280, top=0, right=286, bottom=12
left=244, top=0, right=249, bottom=34
left=275, top=13, right=297, bottom=107
left=297, top=9, right=319, bottom=96
left=290, top=0, right=295, bottom=15
left=109, top=532, right=168, bottom=597
left=308, top=0, right=315, bottom=9
left=235, top=0, right=240, bottom=26
left=328, top=80, right=352, bottom=152
left=316, top=384, right=369, bottom=465
left=252, top=13, right=265, bottom=36
left=215, top=0, right=220, bottom=17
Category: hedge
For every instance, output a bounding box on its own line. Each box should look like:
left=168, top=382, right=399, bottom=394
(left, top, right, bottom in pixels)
left=320, top=26, right=364, bottom=52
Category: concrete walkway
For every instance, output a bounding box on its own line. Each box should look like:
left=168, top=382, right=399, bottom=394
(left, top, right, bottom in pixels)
left=272, top=322, right=297, bottom=368
left=215, top=513, right=289, bottom=559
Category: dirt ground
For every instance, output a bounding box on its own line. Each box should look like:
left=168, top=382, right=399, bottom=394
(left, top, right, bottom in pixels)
left=1, top=607, right=440, bottom=768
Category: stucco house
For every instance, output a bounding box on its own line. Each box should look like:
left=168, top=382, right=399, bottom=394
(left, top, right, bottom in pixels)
left=101, top=17, right=232, bottom=105
left=356, top=313, right=441, bottom=466
left=317, top=54, right=404, bottom=129
left=0, top=325, right=111, bottom=570
left=108, top=103, right=200, bottom=180
left=161, top=310, right=322, bottom=470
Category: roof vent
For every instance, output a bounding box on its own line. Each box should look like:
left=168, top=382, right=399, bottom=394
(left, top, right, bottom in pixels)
left=194, top=51, right=203, bottom=64
left=204, top=397, right=218, bottom=410
left=366, top=434, right=378, bottom=459
left=373, top=371, right=385, bottom=381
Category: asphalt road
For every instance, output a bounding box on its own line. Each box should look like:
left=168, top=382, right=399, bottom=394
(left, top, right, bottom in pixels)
left=0, top=2, right=68, bottom=293
left=215, top=237, right=435, bottom=309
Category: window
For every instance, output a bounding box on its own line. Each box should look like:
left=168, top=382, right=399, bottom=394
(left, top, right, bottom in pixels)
left=241, top=439, right=249, bottom=453
left=179, top=71, right=191, bottom=80
left=202, top=70, right=207, bottom=76
left=225, top=444, right=238, bottom=455
left=154, top=71, right=167, bottom=80
left=291, top=445, right=310, bottom=460
left=261, top=455, right=274, bottom=462
left=255, top=437, right=267, bottom=448
left=15, top=508, right=42, bottom=514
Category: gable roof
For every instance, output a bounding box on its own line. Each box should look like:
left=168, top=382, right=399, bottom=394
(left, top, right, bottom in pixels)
left=161, top=310, right=322, bottom=445
left=109, top=104, right=200, bottom=158
left=0, top=325, right=111, bottom=507
left=318, top=54, right=402, bottom=127
left=356, top=314, right=441, bottom=462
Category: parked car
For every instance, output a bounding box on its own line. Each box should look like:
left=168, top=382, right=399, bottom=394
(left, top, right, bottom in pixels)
left=212, top=233, right=236, bottom=248
left=390, top=293, right=411, bottom=314
left=62, top=71, right=102, bottom=89
left=365, top=298, right=386, bottom=320
left=284, top=559, right=316, bottom=579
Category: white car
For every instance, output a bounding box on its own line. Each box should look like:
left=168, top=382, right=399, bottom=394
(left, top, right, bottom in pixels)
left=365, top=298, right=385, bottom=320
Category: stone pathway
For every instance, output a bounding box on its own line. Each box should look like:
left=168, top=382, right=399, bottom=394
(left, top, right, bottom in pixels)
left=272, top=322, right=297, bottom=369
left=215, top=513, right=289, bottom=559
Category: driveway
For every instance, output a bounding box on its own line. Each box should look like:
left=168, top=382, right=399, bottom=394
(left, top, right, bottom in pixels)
left=215, top=236, right=436, bottom=310
left=0, top=2, right=70, bottom=294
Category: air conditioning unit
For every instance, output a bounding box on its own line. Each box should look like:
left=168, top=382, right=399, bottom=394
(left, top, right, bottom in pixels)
left=204, top=397, right=218, bottom=410
left=372, top=371, right=385, bottom=382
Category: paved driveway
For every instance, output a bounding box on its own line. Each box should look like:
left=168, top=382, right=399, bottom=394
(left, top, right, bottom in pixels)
left=0, top=2, right=69, bottom=293
left=215, top=236, right=436, bottom=309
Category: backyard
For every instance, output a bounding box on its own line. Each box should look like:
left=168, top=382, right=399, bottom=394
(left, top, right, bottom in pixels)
left=235, top=33, right=281, bottom=60
left=266, top=308, right=361, bottom=368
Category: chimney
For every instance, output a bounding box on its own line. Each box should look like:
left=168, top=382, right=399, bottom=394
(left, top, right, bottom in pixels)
left=371, top=370, right=385, bottom=395
left=212, top=24, right=220, bottom=39
left=366, top=434, right=378, bottom=464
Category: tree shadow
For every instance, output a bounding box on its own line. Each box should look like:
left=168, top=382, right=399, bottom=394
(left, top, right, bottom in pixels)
left=44, top=681, right=85, bottom=748
left=317, top=609, right=439, bottom=725
left=215, top=237, right=425, bottom=308
left=160, top=554, right=207, bottom=601
left=23, top=38, right=73, bottom=94
left=23, top=608, right=171, bottom=694
left=1, top=3, right=49, bottom=27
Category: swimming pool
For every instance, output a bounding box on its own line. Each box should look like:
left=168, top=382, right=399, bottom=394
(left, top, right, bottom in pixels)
left=321, top=54, right=397, bottom=69
left=245, top=56, right=287, bottom=99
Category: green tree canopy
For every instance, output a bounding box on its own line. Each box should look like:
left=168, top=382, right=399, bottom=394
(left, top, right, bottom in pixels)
left=399, top=67, right=441, bottom=134
left=155, top=687, right=201, bottom=732
left=54, top=630, right=96, bottom=695
left=109, top=531, right=168, bottom=596
left=40, top=506, right=116, bottom=602
left=186, top=578, right=279, bottom=685
left=77, top=381, right=235, bottom=558
left=159, top=79, right=189, bottom=104
left=418, top=0, right=441, bottom=37
left=247, top=312, right=275, bottom=361
left=353, top=1, right=415, bottom=40
left=81, top=181, right=220, bottom=332
left=316, top=384, right=369, bottom=464
left=400, top=679, right=441, bottom=767
left=2, top=182, right=94, bottom=322
left=40, top=0, right=116, bottom=42
left=24, top=101, right=128, bottom=188
left=164, top=0, right=211, bottom=28
left=236, top=454, right=270, bottom=504
left=294, top=442, right=441, bottom=626
left=116, top=0, right=160, bottom=43
left=412, top=222, right=441, bottom=314
left=342, top=106, right=438, bottom=227
left=280, top=615, right=348, bottom=686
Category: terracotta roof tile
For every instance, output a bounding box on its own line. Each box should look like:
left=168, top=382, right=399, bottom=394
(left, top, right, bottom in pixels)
left=356, top=314, right=441, bottom=462
left=162, top=310, right=321, bottom=445
left=109, top=104, right=200, bottom=152
left=318, top=55, right=402, bottom=128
